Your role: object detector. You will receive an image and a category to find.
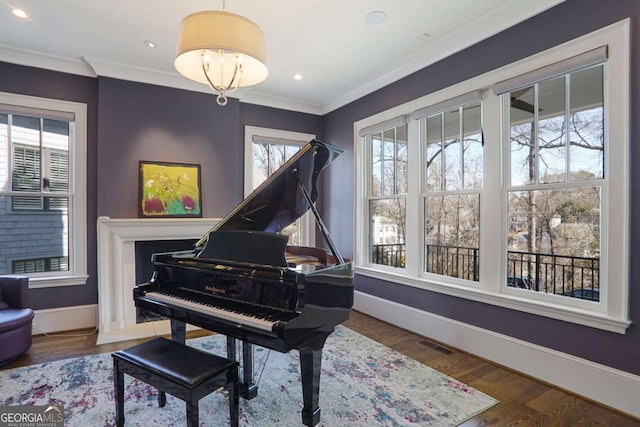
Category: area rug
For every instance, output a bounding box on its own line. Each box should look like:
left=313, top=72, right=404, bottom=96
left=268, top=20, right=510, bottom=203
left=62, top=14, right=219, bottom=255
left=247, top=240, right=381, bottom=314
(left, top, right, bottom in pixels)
left=0, top=326, right=496, bottom=426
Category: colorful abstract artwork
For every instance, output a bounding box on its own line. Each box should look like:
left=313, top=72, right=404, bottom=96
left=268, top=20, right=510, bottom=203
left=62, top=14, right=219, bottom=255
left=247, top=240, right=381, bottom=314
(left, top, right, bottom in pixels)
left=138, top=161, right=202, bottom=217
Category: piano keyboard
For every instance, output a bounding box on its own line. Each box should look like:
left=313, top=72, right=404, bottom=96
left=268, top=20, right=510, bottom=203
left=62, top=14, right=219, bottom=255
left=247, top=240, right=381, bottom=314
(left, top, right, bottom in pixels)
left=145, top=290, right=291, bottom=332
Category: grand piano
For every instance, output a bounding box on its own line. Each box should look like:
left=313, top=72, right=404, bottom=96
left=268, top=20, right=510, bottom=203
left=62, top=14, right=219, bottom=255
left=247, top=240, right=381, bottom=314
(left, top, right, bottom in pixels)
left=133, top=139, right=354, bottom=426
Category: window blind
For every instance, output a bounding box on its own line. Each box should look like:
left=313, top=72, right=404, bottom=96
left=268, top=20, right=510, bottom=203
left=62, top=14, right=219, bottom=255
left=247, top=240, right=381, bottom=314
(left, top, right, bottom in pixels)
left=493, top=45, right=608, bottom=95
left=411, top=90, right=482, bottom=120
left=0, top=103, right=75, bottom=122
left=251, top=135, right=308, bottom=146
left=358, top=115, right=408, bottom=137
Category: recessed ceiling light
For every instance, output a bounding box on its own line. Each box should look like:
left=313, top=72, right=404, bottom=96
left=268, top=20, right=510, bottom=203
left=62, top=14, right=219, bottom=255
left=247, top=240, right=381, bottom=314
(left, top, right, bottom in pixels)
left=12, top=9, right=28, bottom=19
left=143, top=40, right=156, bottom=48
left=365, top=11, right=387, bottom=25
left=293, top=74, right=303, bottom=81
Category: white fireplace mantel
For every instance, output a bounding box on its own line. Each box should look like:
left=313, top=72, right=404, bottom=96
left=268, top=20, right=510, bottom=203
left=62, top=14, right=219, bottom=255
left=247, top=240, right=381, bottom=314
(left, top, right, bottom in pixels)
left=96, top=216, right=219, bottom=344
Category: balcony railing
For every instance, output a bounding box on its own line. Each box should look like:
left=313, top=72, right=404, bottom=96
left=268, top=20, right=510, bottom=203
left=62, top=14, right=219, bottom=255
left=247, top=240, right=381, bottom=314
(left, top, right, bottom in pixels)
left=507, top=250, right=599, bottom=301
left=370, top=244, right=599, bottom=301
left=371, top=243, right=405, bottom=268
left=425, top=244, right=479, bottom=281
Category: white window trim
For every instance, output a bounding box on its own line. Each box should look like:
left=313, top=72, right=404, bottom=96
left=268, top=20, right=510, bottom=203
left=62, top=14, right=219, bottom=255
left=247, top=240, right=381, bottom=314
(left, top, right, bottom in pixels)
left=354, top=19, right=630, bottom=334
left=0, top=91, right=88, bottom=288
left=244, top=126, right=316, bottom=247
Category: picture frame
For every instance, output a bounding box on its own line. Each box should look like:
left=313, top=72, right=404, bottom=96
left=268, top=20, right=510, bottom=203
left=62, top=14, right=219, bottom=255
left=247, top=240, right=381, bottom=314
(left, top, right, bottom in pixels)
left=138, top=161, right=202, bottom=218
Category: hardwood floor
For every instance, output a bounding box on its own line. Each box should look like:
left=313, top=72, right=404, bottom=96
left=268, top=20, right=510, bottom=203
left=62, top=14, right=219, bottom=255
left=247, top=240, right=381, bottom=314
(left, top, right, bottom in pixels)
left=2, top=311, right=638, bottom=426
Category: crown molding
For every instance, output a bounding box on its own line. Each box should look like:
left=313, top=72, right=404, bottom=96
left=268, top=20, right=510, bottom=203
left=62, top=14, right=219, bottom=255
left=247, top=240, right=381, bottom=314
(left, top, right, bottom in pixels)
left=0, top=45, right=95, bottom=77
left=0, top=0, right=564, bottom=115
left=239, top=91, right=323, bottom=115
left=83, top=57, right=208, bottom=92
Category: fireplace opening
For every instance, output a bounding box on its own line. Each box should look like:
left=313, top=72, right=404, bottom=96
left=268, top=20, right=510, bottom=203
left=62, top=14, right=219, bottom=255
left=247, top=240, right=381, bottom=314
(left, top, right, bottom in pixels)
left=135, top=239, right=197, bottom=323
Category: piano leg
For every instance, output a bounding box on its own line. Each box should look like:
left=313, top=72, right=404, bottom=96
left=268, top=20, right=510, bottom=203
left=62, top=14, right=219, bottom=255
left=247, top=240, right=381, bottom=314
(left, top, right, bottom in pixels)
left=299, top=346, right=322, bottom=427
left=170, top=319, right=186, bottom=344
left=227, top=337, right=258, bottom=399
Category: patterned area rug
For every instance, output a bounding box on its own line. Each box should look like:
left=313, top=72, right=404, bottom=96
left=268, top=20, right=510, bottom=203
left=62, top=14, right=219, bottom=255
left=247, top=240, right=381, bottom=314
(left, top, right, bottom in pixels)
left=0, top=326, right=497, bottom=426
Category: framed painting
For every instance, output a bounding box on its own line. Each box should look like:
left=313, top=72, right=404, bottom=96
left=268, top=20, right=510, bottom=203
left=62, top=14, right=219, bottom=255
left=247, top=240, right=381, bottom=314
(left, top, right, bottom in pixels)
left=138, top=161, right=202, bottom=218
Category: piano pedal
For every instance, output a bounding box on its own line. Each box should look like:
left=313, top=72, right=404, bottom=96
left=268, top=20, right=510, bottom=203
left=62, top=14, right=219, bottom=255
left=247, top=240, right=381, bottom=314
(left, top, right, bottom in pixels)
left=217, top=388, right=230, bottom=398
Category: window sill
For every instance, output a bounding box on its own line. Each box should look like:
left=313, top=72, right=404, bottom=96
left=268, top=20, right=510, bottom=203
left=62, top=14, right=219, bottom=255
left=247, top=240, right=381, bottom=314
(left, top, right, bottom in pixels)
left=28, top=274, right=89, bottom=289
left=356, top=266, right=631, bottom=334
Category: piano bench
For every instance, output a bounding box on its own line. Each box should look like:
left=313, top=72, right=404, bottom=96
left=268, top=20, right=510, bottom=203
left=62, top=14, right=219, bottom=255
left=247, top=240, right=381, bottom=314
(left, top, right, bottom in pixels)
left=112, top=337, right=239, bottom=427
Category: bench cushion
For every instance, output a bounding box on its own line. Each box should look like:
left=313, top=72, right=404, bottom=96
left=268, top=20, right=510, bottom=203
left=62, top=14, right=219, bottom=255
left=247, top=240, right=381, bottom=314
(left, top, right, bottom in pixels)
left=113, top=337, right=236, bottom=387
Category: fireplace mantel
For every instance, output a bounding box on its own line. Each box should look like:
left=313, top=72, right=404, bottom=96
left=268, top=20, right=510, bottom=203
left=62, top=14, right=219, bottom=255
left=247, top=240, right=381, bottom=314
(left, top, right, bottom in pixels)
left=96, top=216, right=219, bottom=344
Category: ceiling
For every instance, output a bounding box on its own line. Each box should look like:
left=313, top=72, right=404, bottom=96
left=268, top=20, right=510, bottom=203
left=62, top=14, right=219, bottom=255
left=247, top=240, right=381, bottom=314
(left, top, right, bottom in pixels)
left=0, top=0, right=564, bottom=115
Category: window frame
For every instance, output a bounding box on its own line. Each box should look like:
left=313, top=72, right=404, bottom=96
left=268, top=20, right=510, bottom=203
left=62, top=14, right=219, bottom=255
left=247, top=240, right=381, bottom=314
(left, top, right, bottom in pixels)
left=360, top=122, right=409, bottom=269
left=243, top=125, right=317, bottom=247
left=0, top=91, right=88, bottom=288
left=354, top=19, right=630, bottom=333
left=419, top=98, right=483, bottom=283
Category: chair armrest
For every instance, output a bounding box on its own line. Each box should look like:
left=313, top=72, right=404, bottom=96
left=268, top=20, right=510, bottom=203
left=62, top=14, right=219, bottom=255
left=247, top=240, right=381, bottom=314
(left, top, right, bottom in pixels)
left=0, top=276, right=30, bottom=309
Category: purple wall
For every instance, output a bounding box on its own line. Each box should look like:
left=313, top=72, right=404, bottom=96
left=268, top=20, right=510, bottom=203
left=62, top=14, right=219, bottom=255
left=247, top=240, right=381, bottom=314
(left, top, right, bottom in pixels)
left=322, top=0, right=640, bottom=375
left=0, top=62, right=99, bottom=309
left=97, top=78, right=243, bottom=219
left=0, top=69, right=323, bottom=310
left=97, top=80, right=325, bottom=219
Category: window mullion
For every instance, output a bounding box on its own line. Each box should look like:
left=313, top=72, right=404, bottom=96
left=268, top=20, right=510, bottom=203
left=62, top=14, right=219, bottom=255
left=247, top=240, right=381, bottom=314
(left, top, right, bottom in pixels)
left=480, top=93, right=502, bottom=291
left=565, top=75, right=571, bottom=182
left=440, top=114, right=446, bottom=191
left=405, top=118, right=421, bottom=275
left=394, top=128, right=398, bottom=195
left=460, top=106, right=465, bottom=188
left=39, top=118, right=44, bottom=192
left=6, top=114, right=12, bottom=192
left=533, top=84, right=540, bottom=185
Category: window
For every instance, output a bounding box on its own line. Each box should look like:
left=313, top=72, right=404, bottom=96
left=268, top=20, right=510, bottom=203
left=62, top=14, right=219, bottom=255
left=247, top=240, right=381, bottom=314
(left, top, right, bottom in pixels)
left=360, top=118, right=408, bottom=268
left=354, top=20, right=630, bottom=333
left=10, top=116, right=69, bottom=211
left=0, top=92, right=87, bottom=288
left=420, top=98, right=482, bottom=281
left=502, top=63, right=604, bottom=302
left=244, top=126, right=316, bottom=246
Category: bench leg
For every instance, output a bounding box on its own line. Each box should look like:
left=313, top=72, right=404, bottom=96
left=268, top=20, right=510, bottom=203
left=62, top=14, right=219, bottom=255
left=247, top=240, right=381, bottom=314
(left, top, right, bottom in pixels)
left=113, top=360, right=125, bottom=427
left=186, top=399, right=199, bottom=427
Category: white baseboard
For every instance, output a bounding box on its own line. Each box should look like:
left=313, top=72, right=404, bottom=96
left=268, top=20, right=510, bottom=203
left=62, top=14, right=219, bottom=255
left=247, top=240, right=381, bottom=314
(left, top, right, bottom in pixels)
left=353, top=291, right=640, bottom=419
left=32, top=304, right=201, bottom=345
left=32, top=304, right=98, bottom=335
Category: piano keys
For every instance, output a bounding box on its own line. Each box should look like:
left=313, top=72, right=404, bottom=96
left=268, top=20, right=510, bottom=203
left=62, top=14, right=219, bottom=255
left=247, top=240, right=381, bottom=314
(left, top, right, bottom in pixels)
left=134, top=139, right=354, bottom=427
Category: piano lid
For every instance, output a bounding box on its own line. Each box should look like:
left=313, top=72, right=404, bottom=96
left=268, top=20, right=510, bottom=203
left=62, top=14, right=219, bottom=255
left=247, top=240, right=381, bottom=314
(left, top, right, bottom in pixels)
left=195, top=139, right=343, bottom=248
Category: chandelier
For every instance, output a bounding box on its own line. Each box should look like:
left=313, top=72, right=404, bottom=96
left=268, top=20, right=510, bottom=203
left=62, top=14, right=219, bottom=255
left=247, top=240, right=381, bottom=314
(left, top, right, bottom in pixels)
left=174, top=3, right=268, bottom=106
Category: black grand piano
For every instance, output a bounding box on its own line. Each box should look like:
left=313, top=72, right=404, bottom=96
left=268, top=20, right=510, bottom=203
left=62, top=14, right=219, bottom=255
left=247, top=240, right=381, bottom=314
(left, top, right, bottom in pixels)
left=134, top=139, right=354, bottom=426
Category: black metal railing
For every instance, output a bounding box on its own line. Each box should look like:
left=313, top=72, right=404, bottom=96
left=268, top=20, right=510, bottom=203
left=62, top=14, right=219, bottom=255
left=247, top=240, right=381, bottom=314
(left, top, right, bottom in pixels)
left=370, top=243, right=405, bottom=268
left=370, top=244, right=599, bottom=301
left=425, top=244, right=479, bottom=281
left=506, top=250, right=600, bottom=301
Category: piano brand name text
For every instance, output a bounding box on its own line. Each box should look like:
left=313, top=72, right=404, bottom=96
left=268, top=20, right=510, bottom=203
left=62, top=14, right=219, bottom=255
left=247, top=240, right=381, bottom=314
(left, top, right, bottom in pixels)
left=205, top=285, right=226, bottom=294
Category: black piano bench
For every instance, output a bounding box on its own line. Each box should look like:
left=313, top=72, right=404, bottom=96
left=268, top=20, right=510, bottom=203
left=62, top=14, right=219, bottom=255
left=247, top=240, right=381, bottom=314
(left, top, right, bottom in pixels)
left=112, top=337, right=239, bottom=427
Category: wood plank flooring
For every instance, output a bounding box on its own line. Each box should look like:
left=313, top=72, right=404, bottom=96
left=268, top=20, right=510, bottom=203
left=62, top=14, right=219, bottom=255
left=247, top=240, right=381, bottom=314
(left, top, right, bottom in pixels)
left=2, top=310, right=638, bottom=426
